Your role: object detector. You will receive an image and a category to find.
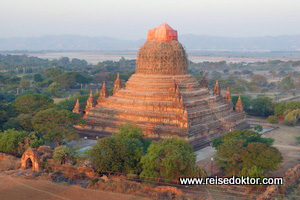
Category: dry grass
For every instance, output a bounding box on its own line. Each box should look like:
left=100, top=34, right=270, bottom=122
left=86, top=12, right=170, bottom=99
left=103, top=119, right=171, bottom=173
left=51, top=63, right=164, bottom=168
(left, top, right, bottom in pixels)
left=88, top=179, right=191, bottom=200
left=0, top=157, right=20, bottom=170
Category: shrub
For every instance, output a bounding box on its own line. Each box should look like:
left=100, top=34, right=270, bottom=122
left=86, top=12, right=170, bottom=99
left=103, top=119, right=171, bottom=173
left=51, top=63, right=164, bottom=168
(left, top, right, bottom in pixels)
left=254, top=125, right=263, bottom=133
left=268, top=115, right=279, bottom=124
left=214, top=130, right=281, bottom=177
left=140, top=137, right=198, bottom=182
left=0, top=156, right=20, bottom=170
left=0, top=129, right=29, bottom=156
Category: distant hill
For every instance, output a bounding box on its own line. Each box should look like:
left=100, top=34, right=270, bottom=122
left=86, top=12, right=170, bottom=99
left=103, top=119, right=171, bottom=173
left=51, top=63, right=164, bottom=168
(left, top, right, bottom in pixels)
left=0, top=34, right=299, bottom=51
left=0, top=35, right=144, bottom=51
left=179, top=34, right=300, bottom=51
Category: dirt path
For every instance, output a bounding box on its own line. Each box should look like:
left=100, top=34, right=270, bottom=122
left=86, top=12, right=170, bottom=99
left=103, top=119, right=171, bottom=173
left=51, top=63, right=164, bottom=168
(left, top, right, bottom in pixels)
left=0, top=173, right=147, bottom=200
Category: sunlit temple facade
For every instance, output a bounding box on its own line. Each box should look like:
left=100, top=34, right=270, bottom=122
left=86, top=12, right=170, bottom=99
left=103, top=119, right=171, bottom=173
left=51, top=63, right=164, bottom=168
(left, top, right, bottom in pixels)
left=75, top=23, right=249, bottom=149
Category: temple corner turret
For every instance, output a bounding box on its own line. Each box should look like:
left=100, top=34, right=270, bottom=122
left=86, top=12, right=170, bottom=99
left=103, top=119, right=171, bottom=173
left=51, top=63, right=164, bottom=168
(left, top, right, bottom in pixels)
left=213, top=79, right=221, bottom=96
left=113, top=72, right=122, bottom=95
left=235, top=94, right=244, bottom=113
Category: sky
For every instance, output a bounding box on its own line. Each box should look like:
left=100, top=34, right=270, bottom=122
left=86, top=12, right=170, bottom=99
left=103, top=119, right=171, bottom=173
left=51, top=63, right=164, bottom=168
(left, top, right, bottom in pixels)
left=1, top=0, right=300, bottom=40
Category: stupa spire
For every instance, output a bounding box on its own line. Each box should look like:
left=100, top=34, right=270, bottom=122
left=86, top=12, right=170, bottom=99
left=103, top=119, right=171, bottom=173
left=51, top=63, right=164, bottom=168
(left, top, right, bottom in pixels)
left=85, top=89, right=96, bottom=114
left=72, top=99, right=81, bottom=114
left=200, top=71, right=208, bottom=88
left=225, top=87, right=232, bottom=104
left=98, top=81, right=109, bottom=103
left=235, top=94, right=244, bottom=113
left=113, top=72, right=122, bottom=95
left=147, top=23, right=178, bottom=41
left=213, top=79, right=221, bottom=96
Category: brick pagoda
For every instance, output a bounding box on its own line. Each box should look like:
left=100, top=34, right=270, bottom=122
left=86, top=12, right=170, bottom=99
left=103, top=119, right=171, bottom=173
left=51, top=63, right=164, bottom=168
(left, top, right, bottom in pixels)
left=76, top=23, right=249, bottom=149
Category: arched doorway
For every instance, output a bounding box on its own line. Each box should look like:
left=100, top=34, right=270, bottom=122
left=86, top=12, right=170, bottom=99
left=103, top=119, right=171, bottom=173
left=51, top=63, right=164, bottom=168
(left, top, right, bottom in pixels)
left=25, top=158, right=33, bottom=169
left=20, top=148, right=40, bottom=171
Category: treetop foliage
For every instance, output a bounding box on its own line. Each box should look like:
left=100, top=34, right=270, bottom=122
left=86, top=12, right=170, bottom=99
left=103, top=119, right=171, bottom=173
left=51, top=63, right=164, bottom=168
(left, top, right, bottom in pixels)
left=90, top=124, right=147, bottom=175
left=213, top=130, right=274, bottom=148
left=13, top=94, right=56, bottom=115
left=31, top=108, right=81, bottom=145
left=213, top=130, right=281, bottom=177
left=0, top=129, right=29, bottom=156
left=140, top=137, right=198, bottom=182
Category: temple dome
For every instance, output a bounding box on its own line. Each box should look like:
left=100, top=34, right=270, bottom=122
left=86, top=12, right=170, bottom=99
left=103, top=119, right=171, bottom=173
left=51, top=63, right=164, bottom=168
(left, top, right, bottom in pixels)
left=136, top=24, right=188, bottom=75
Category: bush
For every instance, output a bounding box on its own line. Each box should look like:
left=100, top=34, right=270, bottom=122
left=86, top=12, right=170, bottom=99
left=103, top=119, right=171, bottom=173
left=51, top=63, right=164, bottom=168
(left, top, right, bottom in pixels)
left=90, top=124, right=147, bottom=175
left=268, top=115, right=279, bottom=124
left=53, top=145, right=78, bottom=164
left=215, top=130, right=282, bottom=177
left=0, top=129, right=29, bottom=156
left=0, top=156, right=20, bottom=170
left=140, top=137, right=198, bottom=182
left=254, top=125, right=263, bottom=132
left=251, top=97, right=274, bottom=117
left=284, top=109, right=300, bottom=126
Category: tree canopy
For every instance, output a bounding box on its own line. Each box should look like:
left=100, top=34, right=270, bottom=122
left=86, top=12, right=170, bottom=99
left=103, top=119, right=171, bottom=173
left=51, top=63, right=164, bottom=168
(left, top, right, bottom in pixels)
left=213, top=130, right=282, bottom=177
left=140, top=137, right=198, bottom=182
left=89, top=123, right=148, bottom=175
left=0, top=129, right=28, bottom=156
left=251, top=97, right=274, bottom=116
left=13, top=94, right=56, bottom=115
left=31, top=108, right=81, bottom=146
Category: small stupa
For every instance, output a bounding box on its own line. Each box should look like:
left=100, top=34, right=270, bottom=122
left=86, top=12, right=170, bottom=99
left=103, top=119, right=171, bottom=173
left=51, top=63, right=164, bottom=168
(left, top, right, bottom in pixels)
left=235, top=95, right=244, bottom=113
left=225, top=87, right=232, bottom=104
left=72, top=99, right=82, bottom=114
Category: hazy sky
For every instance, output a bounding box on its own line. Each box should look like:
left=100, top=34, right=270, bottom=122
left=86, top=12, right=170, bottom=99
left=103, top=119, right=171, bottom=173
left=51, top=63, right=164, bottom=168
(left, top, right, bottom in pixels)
left=1, top=0, right=299, bottom=40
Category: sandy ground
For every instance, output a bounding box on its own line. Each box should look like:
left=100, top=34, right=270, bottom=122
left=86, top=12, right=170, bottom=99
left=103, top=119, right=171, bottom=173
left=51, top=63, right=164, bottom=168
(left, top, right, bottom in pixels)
left=263, top=123, right=300, bottom=176
left=0, top=172, right=148, bottom=200
left=195, top=146, right=216, bottom=162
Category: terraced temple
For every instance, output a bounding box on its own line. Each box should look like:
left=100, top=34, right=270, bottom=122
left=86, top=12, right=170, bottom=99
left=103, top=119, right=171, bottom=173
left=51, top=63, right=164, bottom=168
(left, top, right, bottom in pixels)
left=76, top=23, right=249, bottom=149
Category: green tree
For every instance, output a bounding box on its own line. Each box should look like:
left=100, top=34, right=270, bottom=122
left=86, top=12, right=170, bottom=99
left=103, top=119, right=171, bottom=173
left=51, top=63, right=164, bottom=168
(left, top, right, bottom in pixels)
left=268, top=115, right=279, bottom=124
left=280, top=75, right=295, bottom=91
left=286, top=101, right=300, bottom=111
left=47, top=68, right=63, bottom=78
left=17, top=114, right=34, bottom=131
left=90, top=124, right=147, bottom=174
left=28, top=132, right=44, bottom=148
left=251, top=97, right=274, bottom=117
left=48, top=82, right=62, bottom=97
left=57, top=94, right=89, bottom=111
left=53, top=73, right=76, bottom=89
left=33, top=73, right=43, bottom=82
left=13, top=94, right=56, bottom=115
left=0, top=101, right=15, bottom=130
left=3, top=117, right=22, bottom=131
left=214, top=130, right=281, bottom=177
left=20, top=79, right=30, bottom=90
left=284, top=109, right=300, bottom=126
left=213, top=130, right=274, bottom=148
left=0, top=129, right=29, bottom=156
left=53, top=145, right=78, bottom=164
left=2, top=113, right=34, bottom=132
left=59, top=57, right=70, bottom=66
left=140, top=137, right=197, bottom=182
left=251, top=75, right=268, bottom=86
left=115, top=123, right=150, bottom=151
left=32, top=109, right=81, bottom=146
left=231, top=86, right=246, bottom=94
left=239, top=143, right=282, bottom=177
left=90, top=137, right=124, bottom=174
left=274, top=102, right=286, bottom=116
left=253, top=125, right=263, bottom=133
